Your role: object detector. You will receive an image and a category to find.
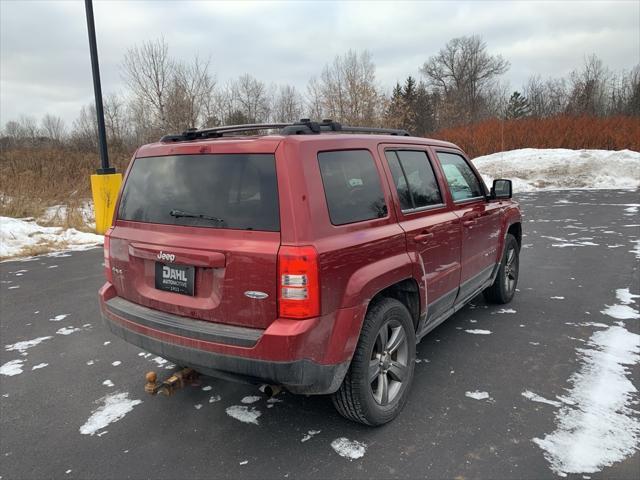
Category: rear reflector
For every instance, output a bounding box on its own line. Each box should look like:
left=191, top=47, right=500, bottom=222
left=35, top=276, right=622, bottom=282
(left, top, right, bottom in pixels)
left=104, top=227, right=113, bottom=283
left=278, top=246, right=320, bottom=319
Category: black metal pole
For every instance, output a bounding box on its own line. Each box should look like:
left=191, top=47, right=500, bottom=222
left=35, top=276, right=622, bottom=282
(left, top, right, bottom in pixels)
left=84, top=0, right=114, bottom=174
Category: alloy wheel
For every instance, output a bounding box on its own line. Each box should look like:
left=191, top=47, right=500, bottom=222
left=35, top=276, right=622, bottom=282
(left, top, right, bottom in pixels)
left=368, top=319, right=409, bottom=405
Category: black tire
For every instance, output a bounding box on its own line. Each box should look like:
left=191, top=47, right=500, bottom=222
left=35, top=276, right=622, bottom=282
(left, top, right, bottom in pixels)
left=331, top=297, right=416, bottom=426
left=484, top=233, right=520, bottom=304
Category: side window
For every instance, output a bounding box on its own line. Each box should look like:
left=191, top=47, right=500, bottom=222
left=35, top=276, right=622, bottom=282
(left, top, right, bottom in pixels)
left=384, top=150, right=442, bottom=211
left=437, top=152, right=485, bottom=201
left=318, top=150, right=388, bottom=225
left=385, top=151, right=412, bottom=210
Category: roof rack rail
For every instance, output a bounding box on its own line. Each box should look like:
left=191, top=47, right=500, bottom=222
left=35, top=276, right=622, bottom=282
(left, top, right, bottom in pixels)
left=160, top=119, right=410, bottom=142
left=160, top=123, right=292, bottom=142
left=282, top=119, right=409, bottom=136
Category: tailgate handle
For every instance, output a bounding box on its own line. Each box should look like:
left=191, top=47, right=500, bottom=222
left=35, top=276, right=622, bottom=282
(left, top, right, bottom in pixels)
left=129, top=243, right=226, bottom=268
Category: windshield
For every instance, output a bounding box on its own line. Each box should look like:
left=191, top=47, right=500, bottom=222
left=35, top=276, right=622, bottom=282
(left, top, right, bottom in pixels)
left=118, top=154, right=279, bottom=231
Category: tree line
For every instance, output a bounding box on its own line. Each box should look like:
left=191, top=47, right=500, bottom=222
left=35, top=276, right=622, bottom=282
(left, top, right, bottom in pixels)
left=2, top=35, right=638, bottom=152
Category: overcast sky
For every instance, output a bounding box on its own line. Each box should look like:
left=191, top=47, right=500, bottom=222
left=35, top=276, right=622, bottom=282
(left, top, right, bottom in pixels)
left=1, top=0, right=638, bottom=125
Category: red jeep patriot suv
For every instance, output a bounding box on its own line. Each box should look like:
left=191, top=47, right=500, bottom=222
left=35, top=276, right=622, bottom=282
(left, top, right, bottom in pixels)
left=99, top=119, right=522, bottom=425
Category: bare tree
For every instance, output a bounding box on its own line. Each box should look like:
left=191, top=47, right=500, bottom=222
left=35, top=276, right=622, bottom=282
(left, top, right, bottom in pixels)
left=229, top=74, right=271, bottom=123
left=71, top=105, right=98, bottom=150
left=41, top=114, right=66, bottom=142
left=271, top=85, right=303, bottom=122
left=566, top=54, right=610, bottom=116
left=316, top=50, right=382, bottom=125
left=3, top=120, right=21, bottom=138
left=121, top=37, right=174, bottom=128
left=166, top=56, right=216, bottom=130
left=625, top=66, right=640, bottom=115
left=305, top=77, right=324, bottom=120
left=18, top=115, right=41, bottom=139
left=421, top=35, right=509, bottom=126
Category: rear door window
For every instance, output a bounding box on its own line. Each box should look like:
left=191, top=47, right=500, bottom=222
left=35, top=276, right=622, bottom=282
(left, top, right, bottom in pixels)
left=118, top=154, right=279, bottom=231
left=385, top=150, right=442, bottom=211
left=318, top=150, right=388, bottom=225
left=437, top=152, right=485, bottom=201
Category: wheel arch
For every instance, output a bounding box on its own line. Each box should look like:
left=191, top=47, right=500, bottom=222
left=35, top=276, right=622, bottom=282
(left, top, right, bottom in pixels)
left=368, top=278, right=421, bottom=332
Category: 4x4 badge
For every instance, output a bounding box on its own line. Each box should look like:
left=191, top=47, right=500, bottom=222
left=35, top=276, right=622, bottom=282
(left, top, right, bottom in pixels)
left=244, top=291, right=268, bottom=300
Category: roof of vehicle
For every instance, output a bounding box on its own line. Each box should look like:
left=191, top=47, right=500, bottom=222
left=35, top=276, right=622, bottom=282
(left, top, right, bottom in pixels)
left=135, top=120, right=460, bottom=158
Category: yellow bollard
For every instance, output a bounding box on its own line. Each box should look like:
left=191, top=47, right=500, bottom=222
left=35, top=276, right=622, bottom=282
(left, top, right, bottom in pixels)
left=90, top=173, right=123, bottom=234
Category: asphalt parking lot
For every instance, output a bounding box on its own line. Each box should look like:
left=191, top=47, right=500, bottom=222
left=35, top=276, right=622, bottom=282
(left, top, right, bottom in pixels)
left=1, top=189, right=639, bottom=480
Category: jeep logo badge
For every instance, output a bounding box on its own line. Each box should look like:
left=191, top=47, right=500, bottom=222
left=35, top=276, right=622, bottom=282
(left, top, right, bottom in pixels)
left=244, top=291, right=268, bottom=300
left=157, top=251, right=176, bottom=263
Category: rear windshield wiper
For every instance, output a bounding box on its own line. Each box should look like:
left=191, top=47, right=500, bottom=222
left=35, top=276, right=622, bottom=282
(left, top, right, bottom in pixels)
left=169, top=209, right=224, bottom=223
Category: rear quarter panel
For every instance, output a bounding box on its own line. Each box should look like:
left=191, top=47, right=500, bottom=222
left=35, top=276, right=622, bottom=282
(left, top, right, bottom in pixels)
left=277, top=137, right=413, bottom=315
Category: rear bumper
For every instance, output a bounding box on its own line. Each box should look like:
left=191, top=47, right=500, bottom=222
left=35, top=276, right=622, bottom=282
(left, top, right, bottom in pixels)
left=99, top=283, right=362, bottom=394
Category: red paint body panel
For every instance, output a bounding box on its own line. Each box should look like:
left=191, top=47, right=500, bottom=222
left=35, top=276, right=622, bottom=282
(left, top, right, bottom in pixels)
left=99, top=132, right=522, bottom=379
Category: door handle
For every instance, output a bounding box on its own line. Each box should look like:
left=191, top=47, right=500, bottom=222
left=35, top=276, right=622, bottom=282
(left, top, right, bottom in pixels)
left=414, top=232, right=434, bottom=244
left=462, top=220, right=477, bottom=227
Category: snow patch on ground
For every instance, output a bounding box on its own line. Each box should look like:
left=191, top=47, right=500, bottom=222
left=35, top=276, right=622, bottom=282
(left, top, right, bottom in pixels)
left=56, top=326, right=81, bottom=336
left=492, top=308, right=517, bottom=314
left=240, top=395, right=262, bottom=404
left=532, top=325, right=640, bottom=476
left=79, top=392, right=142, bottom=436
left=465, top=391, right=491, bottom=400
left=102, top=380, right=114, bottom=387
left=5, top=336, right=52, bottom=355
left=41, top=202, right=95, bottom=228
left=49, top=314, right=69, bottom=322
left=601, top=305, right=639, bottom=320
left=522, top=390, right=562, bottom=408
left=616, top=288, right=639, bottom=305
left=465, top=329, right=492, bottom=335
left=473, top=149, right=640, bottom=191
left=331, top=438, right=367, bottom=460
left=31, top=363, right=48, bottom=371
left=225, top=405, right=262, bottom=425
left=0, top=216, right=103, bottom=259
left=0, top=359, right=25, bottom=376
left=301, top=430, right=321, bottom=442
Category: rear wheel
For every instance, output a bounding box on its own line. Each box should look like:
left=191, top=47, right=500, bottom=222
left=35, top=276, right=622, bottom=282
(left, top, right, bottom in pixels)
left=331, top=297, right=415, bottom=426
left=484, top=233, right=519, bottom=304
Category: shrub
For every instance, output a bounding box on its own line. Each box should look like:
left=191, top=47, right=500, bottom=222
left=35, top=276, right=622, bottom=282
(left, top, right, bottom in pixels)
left=431, top=115, right=640, bottom=158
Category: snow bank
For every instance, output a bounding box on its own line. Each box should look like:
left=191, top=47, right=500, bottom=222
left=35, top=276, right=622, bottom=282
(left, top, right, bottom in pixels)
left=473, top=149, right=640, bottom=192
left=40, top=202, right=95, bottom=228
left=0, top=216, right=103, bottom=259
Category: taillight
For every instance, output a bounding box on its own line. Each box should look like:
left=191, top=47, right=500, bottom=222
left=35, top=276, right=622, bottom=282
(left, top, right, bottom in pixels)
left=104, top=227, right=113, bottom=283
left=278, top=246, right=320, bottom=319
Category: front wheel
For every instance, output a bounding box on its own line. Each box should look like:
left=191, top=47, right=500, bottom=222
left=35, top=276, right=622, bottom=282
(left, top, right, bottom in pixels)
left=331, top=297, right=416, bottom=426
left=484, top=233, right=520, bottom=304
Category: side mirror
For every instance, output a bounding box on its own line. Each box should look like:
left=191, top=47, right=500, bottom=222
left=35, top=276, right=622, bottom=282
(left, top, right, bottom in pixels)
left=490, top=179, right=512, bottom=199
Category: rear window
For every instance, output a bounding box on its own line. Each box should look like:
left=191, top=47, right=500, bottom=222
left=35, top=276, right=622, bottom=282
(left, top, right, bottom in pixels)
left=318, top=150, right=388, bottom=225
left=118, top=154, right=279, bottom=231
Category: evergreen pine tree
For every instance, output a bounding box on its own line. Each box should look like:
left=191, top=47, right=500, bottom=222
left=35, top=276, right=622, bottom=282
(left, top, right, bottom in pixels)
left=505, top=91, right=531, bottom=119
